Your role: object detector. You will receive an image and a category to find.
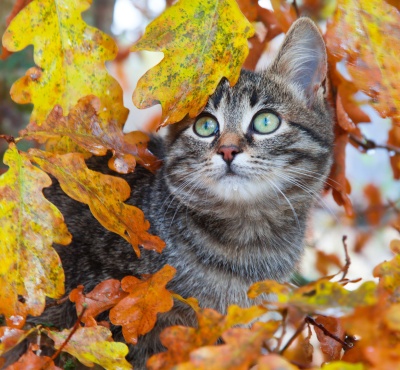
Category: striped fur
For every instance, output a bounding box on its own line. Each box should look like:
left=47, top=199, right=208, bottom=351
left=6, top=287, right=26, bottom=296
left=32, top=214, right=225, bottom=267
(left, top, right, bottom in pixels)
left=32, top=18, right=334, bottom=369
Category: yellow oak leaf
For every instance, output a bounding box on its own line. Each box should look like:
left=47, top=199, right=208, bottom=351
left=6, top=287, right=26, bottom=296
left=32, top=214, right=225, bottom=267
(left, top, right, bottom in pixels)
left=46, top=326, right=132, bottom=370
left=326, top=0, right=400, bottom=120
left=21, top=95, right=161, bottom=174
left=2, top=0, right=128, bottom=126
left=132, top=0, right=254, bottom=126
left=28, top=149, right=165, bottom=257
left=109, top=265, right=176, bottom=345
left=0, top=143, right=71, bottom=324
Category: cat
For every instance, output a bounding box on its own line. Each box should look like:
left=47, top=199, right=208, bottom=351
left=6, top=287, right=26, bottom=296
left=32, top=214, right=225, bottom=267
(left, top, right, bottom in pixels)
left=32, top=17, right=333, bottom=368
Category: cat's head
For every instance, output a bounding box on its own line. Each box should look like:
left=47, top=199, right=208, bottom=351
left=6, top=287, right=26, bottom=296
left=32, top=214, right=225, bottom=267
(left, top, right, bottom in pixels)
left=164, top=18, right=334, bottom=207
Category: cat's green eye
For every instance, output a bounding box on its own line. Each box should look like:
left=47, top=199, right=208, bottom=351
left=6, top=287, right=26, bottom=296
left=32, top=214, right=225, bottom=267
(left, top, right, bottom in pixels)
left=194, top=116, right=219, bottom=137
left=252, top=112, right=280, bottom=134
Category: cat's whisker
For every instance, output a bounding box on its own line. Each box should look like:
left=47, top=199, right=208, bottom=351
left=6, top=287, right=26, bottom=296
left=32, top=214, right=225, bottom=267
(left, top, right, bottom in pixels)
left=262, top=175, right=301, bottom=230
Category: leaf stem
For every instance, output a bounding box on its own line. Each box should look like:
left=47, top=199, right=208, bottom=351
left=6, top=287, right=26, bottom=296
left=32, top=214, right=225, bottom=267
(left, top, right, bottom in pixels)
left=349, top=133, right=400, bottom=155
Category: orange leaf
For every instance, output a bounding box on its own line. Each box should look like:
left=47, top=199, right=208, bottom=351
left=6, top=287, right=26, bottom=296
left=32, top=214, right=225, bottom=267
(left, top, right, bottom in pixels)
left=0, top=327, right=36, bottom=356
left=326, top=125, right=353, bottom=216
left=388, top=122, right=400, bottom=179
left=257, top=354, right=299, bottom=370
left=6, top=345, right=61, bottom=370
left=270, top=0, right=298, bottom=32
left=148, top=305, right=268, bottom=369
left=175, top=322, right=279, bottom=370
left=326, top=0, right=400, bottom=120
left=363, top=184, right=383, bottom=226
left=109, top=265, right=176, bottom=345
left=21, top=96, right=161, bottom=173
left=69, top=280, right=128, bottom=327
left=314, top=315, right=345, bottom=361
left=28, top=149, right=165, bottom=257
left=315, top=250, right=343, bottom=276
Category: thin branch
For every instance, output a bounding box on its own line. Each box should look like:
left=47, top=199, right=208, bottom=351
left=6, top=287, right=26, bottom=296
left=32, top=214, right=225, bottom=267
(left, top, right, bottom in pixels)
left=44, top=296, right=69, bottom=309
left=279, top=317, right=306, bottom=355
left=349, top=134, right=400, bottom=155
left=306, top=316, right=352, bottom=350
left=341, top=235, right=351, bottom=281
left=43, top=307, right=87, bottom=368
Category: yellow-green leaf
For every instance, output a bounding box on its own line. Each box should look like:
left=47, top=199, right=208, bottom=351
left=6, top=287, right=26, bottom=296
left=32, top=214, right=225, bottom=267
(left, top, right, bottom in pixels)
left=46, top=326, right=132, bottom=370
left=326, top=0, right=400, bottom=120
left=2, top=0, right=128, bottom=126
left=0, top=143, right=71, bottom=323
left=28, top=149, right=165, bottom=257
left=132, top=0, right=254, bottom=126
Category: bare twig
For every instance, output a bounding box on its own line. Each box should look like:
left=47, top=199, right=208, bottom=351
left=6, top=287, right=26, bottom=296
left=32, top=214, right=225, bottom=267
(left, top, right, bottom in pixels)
left=42, top=307, right=87, bottom=369
left=306, top=316, right=352, bottom=350
left=279, top=317, right=306, bottom=355
left=341, top=235, right=351, bottom=281
left=350, top=134, right=400, bottom=155
left=44, top=296, right=69, bottom=309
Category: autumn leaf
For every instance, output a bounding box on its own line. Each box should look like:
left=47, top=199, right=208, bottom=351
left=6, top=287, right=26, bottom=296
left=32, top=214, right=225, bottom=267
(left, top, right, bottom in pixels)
left=0, top=143, right=71, bottom=324
left=257, top=354, right=299, bottom=370
left=6, top=345, right=61, bottom=370
left=175, top=322, right=279, bottom=370
left=388, top=123, right=400, bottom=179
left=0, top=326, right=36, bottom=356
left=147, top=304, right=269, bottom=369
left=0, top=0, right=32, bottom=60
left=28, top=149, right=165, bottom=257
left=132, top=0, right=254, bottom=126
left=326, top=0, right=400, bottom=120
left=314, top=315, right=345, bottom=361
left=46, top=326, right=132, bottom=370
left=247, top=279, right=291, bottom=302
left=270, top=0, right=298, bottom=32
left=2, top=0, right=128, bottom=127
left=69, top=280, right=128, bottom=327
left=109, top=265, right=176, bottom=345
left=322, top=362, right=365, bottom=370
left=21, top=96, right=161, bottom=173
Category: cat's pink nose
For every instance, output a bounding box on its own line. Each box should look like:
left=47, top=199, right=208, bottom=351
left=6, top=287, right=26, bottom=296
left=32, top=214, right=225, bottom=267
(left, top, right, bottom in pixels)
left=217, top=145, right=242, bottom=163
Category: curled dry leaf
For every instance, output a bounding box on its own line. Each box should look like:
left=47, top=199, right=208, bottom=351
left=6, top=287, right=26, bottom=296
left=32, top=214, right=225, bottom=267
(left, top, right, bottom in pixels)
left=21, top=96, right=161, bottom=173
left=0, top=144, right=71, bottom=324
left=69, top=280, right=128, bottom=327
left=46, top=326, right=131, bottom=370
left=28, top=149, right=165, bottom=257
left=2, top=0, right=128, bottom=127
left=109, top=265, right=176, bottom=345
left=132, top=0, right=254, bottom=126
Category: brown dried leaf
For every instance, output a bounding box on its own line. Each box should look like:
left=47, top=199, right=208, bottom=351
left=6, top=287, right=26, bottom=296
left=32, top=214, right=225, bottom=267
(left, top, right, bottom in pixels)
left=314, top=315, right=345, bottom=361
left=69, top=280, right=128, bottom=327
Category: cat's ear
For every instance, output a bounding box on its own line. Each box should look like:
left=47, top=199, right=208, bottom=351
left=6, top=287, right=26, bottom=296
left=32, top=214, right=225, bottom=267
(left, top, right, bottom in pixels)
left=270, top=17, right=327, bottom=104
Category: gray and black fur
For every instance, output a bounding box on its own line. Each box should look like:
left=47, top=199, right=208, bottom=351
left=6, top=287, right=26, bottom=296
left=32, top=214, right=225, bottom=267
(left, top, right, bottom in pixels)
left=35, top=18, right=333, bottom=368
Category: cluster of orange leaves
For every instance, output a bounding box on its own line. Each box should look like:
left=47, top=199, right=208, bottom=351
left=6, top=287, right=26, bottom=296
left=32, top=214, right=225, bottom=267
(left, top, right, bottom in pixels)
left=0, top=0, right=400, bottom=368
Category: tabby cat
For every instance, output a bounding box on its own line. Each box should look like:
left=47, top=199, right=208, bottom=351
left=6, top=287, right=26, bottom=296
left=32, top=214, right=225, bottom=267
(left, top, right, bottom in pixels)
left=39, top=17, right=333, bottom=368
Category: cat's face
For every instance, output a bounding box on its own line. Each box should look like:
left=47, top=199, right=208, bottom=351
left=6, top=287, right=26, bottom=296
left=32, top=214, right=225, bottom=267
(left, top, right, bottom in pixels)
left=164, top=19, right=334, bottom=207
